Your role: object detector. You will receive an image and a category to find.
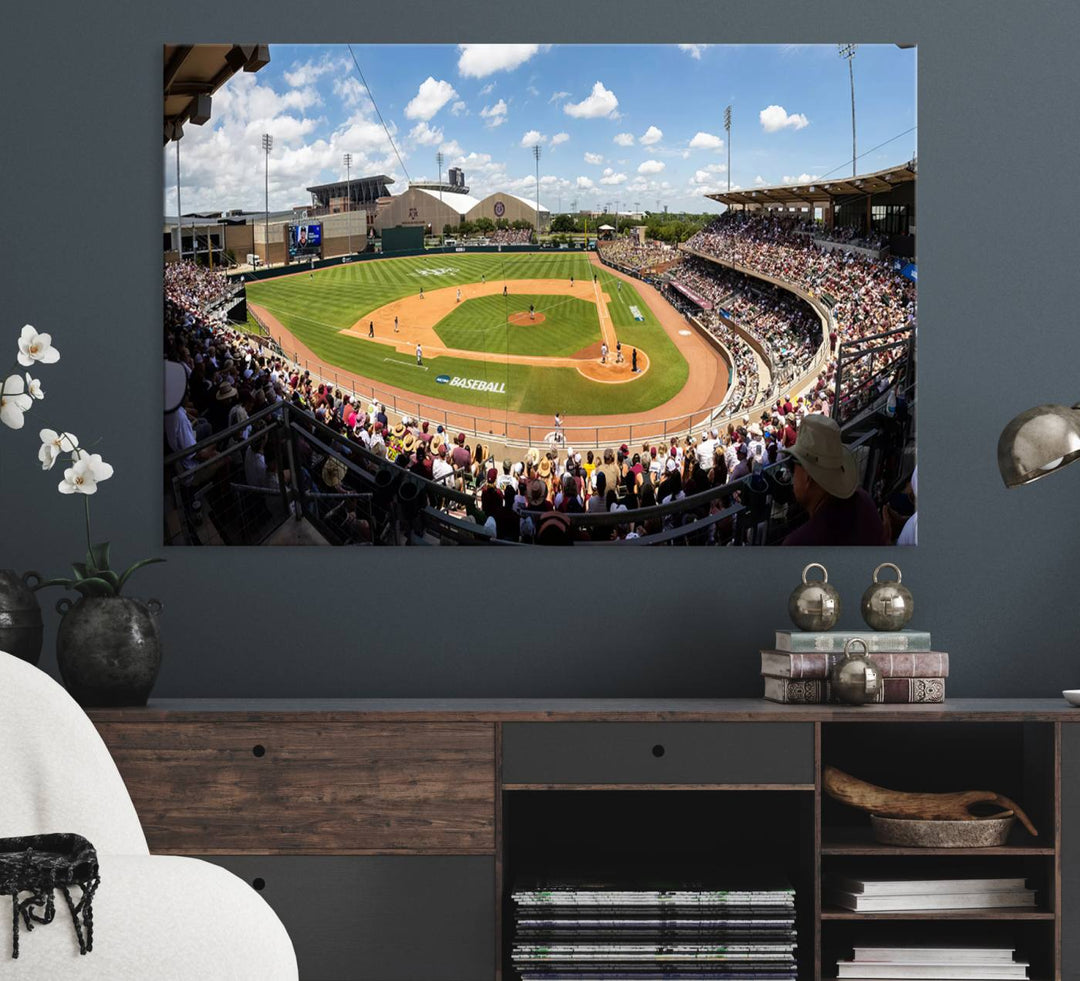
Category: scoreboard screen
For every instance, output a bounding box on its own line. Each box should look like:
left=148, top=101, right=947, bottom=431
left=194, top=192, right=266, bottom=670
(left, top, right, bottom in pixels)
left=287, top=223, right=322, bottom=260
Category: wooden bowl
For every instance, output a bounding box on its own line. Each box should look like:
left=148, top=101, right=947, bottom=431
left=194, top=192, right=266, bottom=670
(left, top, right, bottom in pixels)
left=870, top=813, right=1016, bottom=848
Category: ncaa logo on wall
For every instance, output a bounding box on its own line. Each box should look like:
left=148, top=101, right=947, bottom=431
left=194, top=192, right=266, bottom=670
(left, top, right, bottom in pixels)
left=493, top=201, right=506, bottom=217
left=435, top=374, right=451, bottom=384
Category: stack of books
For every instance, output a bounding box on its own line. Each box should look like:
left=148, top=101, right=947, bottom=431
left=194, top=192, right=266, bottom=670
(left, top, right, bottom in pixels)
left=761, top=630, right=948, bottom=704
left=510, top=875, right=798, bottom=980
left=836, top=945, right=1029, bottom=979
left=824, top=874, right=1036, bottom=912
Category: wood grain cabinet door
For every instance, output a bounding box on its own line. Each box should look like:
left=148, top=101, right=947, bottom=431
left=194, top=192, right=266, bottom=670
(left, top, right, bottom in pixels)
left=94, top=722, right=495, bottom=855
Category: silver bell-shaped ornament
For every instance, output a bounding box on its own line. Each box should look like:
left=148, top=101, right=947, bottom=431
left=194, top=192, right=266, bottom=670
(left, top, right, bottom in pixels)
left=830, top=638, right=884, bottom=705
left=860, top=562, right=914, bottom=631
left=788, top=563, right=841, bottom=632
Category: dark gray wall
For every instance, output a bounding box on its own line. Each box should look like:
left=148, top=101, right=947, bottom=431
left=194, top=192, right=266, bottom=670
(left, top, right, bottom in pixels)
left=2, top=1, right=1078, bottom=698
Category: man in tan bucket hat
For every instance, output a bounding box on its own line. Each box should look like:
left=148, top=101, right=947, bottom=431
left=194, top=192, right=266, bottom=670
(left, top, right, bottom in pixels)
left=780, top=415, right=886, bottom=546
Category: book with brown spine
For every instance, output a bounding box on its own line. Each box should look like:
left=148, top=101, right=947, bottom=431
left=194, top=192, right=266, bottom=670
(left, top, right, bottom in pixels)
left=762, top=676, right=946, bottom=704
left=761, top=650, right=949, bottom=680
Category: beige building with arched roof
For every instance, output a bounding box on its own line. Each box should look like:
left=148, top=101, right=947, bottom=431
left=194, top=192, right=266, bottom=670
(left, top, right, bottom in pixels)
left=374, top=185, right=550, bottom=235
left=374, top=186, right=484, bottom=235
left=466, top=192, right=550, bottom=231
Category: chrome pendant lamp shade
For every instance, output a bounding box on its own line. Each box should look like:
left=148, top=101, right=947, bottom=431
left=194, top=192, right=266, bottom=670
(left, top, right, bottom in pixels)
left=997, top=402, right=1080, bottom=487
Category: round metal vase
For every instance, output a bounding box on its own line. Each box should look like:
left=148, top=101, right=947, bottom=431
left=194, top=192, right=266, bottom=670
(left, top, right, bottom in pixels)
left=830, top=638, right=884, bottom=706
left=0, top=570, right=45, bottom=666
left=788, top=563, right=841, bottom=631
left=55, top=597, right=163, bottom=707
left=861, top=562, right=914, bottom=631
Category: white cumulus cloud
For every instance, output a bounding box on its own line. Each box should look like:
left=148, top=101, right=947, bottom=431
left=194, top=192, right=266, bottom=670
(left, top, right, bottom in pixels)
left=677, top=44, right=709, bottom=60
left=409, top=121, right=443, bottom=146
left=404, top=77, right=458, bottom=121
left=688, top=131, right=724, bottom=150
left=759, top=104, right=809, bottom=132
left=600, top=170, right=627, bottom=185
left=457, top=44, right=542, bottom=78
left=576, top=176, right=595, bottom=189
left=640, top=125, right=663, bottom=145
left=754, top=175, right=767, bottom=185
left=613, top=132, right=635, bottom=147
left=549, top=90, right=570, bottom=103
left=564, top=81, right=619, bottom=119
left=479, top=82, right=495, bottom=96
left=450, top=100, right=467, bottom=116
left=638, top=160, right=665, bottom=175
left=520, top=129, right=546, bottom=147
left=550, top=132, right=569, bottom=147
left=782, top=173, right=821, bottom=183
left=480, top=99, right=508, bottom=127
left=584, top=152, right=604, bottom=165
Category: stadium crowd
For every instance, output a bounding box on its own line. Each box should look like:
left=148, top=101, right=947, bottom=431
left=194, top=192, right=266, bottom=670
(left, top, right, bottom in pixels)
left=665, top=257, right=823, bottom=397
left=681, top=213, right=915, bottom=414
left=163, top=257, right=901, bottom=547
left=487, top=228, right=533, bottom=245
left=597, top=239, right=677, bottom=273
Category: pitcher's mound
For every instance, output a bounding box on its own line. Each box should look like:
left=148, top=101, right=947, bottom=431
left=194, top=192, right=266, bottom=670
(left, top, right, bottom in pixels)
left=508, top=311, right=546, bottom=326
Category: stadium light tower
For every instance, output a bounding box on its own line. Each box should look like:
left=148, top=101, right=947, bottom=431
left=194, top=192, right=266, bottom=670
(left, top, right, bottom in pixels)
left=343, top=152, right=353, bottom=257
left=532, top=144, right=542, bottom=237
left=724, top=104, right=732, bottom=193
left=261, top=133, right=273, bottom=265
left=838, top=45, right=858, bottom=177
left=174, top=133, right=183, bottom=260
left=435, top=150, right=444, bottom=240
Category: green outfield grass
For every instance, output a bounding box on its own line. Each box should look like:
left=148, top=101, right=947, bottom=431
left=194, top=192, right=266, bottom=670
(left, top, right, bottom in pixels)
left=244, top=252, right=689, bottom=416
left=433, top=293, right=600, bottom=358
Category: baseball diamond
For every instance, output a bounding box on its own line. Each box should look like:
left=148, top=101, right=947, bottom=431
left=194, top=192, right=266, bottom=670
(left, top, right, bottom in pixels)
left=245, top=251, right=724, bottom=427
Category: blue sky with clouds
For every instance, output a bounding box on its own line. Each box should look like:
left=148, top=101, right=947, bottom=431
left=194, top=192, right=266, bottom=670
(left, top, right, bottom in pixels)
left=164, top=43, right=915, bottom=216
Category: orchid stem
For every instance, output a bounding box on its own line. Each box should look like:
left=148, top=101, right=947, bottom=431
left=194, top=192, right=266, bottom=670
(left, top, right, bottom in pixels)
left=84, top=494, right=93, bottom=555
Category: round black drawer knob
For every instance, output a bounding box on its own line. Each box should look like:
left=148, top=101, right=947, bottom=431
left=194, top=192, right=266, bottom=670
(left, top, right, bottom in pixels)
left=252, top=877, right=266, bottom=891
left=652, top=744, right=666, bottom=758
left=252, top=744, right=266, bottom=758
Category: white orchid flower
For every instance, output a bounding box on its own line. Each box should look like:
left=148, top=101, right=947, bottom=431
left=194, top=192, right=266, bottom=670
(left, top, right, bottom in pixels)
left=58, top=450, right=114, bottom=495
left=17, top=324, right=60, bottom=367
left=38, top=429, right=79, bottom=470
left=0, top=373, right=32, bottom=429
left=25, top=373, right=44, bottom=399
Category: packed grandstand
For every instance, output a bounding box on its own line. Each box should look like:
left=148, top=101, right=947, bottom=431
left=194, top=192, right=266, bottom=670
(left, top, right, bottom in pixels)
left=164, top=208, right=915, bottom=547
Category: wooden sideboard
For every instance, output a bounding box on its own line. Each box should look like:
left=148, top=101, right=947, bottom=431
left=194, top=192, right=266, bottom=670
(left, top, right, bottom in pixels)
left=89, top=699, right=1080, bottom=981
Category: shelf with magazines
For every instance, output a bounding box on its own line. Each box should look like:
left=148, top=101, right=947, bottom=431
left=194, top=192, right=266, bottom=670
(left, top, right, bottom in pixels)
left=501, top=789, right=815, bottom=981
left=820, top=918, right=1055, bottom=981
left=817, top=720, right=1060, bottom=981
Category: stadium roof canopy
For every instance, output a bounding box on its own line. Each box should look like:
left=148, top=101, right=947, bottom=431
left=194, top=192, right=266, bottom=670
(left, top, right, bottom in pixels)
left=308, top=176, right=394, bottom=195
left=504, top=192, right=550, bottom=214
left=705, top=161, right=916, bottom=209
left=413, top=187, right=485, bottom=212
left=164, top=44, right=270, bottom=144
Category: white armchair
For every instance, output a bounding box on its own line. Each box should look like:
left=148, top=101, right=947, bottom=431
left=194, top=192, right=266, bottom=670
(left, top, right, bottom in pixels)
left=0, top=650, right=298, bottom=980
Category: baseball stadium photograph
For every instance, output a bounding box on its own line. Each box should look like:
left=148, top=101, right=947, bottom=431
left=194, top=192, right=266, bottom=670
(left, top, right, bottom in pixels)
left=163, top=43, right=917, bottom=546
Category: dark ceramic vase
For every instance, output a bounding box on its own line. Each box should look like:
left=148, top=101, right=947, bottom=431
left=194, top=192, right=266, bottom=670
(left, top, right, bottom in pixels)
left=55, top=596, right=163, bottom=707
left=0, top=569, right=45, bottom=665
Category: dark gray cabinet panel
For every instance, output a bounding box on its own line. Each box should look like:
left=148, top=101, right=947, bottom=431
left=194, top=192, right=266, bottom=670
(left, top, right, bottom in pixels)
left=1063, top=725, right=1080, bottom=976
left=501, top=722, right=814, bottom=785
left=206, top=855, right=494, bottom=981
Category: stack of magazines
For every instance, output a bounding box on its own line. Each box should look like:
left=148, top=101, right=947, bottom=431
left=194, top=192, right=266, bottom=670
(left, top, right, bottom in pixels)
left=510, top=876, right=797, bottom=980
left=835, top=945, right=1030, bottom=979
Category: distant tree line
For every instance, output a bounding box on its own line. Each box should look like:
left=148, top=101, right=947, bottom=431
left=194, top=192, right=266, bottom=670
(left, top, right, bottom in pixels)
left=443, top=217, right=534, bottom=237
left=548, top=211, right=718, bottom=244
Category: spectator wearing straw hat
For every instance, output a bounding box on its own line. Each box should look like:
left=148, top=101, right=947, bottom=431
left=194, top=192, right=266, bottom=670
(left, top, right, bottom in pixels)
left=780, top=414, right=886, bottom=546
